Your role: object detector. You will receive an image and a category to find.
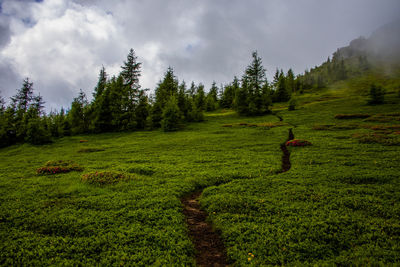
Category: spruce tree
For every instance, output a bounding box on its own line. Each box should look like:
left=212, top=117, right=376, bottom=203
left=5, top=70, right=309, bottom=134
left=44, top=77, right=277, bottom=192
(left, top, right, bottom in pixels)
left=367, top=84, right=385, bottom=105
left=195, top=83, right=206, bottom=111
left=235, top=78, right=249, bottom=115
left=206, top=81, right=219, bottom=111
left=121, top=49, right=142, bottom=129
left=93, top=66, right=107, bottom=100
left=161, top=96, right=182, bottom=131
left=69, top=89, right=89, bottom=134
left=286, top=69, right=295, bottom=93
left=135, top=90, right=150, bottom=129
left=274, top=72, right=290, bottom=102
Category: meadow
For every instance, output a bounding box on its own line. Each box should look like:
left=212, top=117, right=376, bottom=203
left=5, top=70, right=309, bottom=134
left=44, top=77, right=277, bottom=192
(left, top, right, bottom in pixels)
left=1, top=81, right=400, bottom=265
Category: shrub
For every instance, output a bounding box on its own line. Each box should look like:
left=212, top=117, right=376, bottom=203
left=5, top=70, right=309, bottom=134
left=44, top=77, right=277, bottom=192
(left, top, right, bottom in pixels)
left=81, top=171, right=131, bottom=185
left=286, top=139, right=312, bottom=147
left=352, top=133, right=400, bottom=146
left=367, top=84, right=385, bottom=105
left=25, top=118, right=52, bottom=145
left=288, top=98, right=297, bottom=111
left=127, top=166, right=155, bottom=176
left=37, top=160, right=83, bottom=175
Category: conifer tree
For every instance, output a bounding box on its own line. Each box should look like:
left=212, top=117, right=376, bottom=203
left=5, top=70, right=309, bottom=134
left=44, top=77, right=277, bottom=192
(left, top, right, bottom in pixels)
left=93, top=66, right=107, bottom=100
left=161, top=96, right=182, bottom=131
left=135, top=90, right=150, bottom=129
left=235, top=78, right=248, bottom=115
left=274, top=72, right=290, bottom=102
left=206, top=81, right=219, bottom=111
left=177, top=81, right=188, bottom=117
left=69, top=89, right=89, bottom=134
left=121, top=49, right=142, bottom=129
left=195, top=83, right=206, bottom=111
left=286, top=69, right=295, bottom=93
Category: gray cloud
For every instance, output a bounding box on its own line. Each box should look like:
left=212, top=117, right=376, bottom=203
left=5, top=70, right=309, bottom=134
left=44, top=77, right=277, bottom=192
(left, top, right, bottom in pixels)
left=0, top=0, right=400, bottom=110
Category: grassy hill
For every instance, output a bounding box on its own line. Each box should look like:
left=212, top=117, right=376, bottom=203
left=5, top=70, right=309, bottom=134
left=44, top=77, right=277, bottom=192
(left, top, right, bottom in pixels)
left=1, top=75, right=400, bottom=265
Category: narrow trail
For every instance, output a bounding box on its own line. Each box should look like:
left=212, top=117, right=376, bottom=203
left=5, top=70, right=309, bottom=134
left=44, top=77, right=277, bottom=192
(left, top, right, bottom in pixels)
left=180, top=113, right=294, bottom=266
left=181, top=191, right=228, bottom=267
left=280, top=128, right=294, bottom=173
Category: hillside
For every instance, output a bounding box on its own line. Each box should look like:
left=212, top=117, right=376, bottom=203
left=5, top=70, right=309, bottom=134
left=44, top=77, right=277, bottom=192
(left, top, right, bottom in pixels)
left=1, top=77, right=400, bottom=265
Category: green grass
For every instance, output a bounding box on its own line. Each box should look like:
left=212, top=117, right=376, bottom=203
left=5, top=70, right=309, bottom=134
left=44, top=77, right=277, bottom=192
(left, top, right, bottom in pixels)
left=1, top=81, right=400, bottom=265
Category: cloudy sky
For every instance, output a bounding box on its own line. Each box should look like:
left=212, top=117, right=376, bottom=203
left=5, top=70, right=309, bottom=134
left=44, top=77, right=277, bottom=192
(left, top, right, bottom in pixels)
left=1, top=0, right=400, bottom=110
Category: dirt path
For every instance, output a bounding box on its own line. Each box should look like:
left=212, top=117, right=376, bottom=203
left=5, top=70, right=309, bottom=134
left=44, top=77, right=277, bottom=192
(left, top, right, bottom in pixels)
left=280, top=128, right=294, bottom=173
left=181, top=191, right=228, bottom=266
left=180, top=117, right=294, bottom=266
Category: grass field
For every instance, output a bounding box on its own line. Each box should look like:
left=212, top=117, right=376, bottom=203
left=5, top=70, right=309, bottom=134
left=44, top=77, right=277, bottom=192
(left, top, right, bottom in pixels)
left=1, top=81, right=400, bottom=265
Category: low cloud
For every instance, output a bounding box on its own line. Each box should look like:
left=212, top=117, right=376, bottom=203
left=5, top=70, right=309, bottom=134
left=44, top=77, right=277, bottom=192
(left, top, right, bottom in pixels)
left=0, top=0, right=399, bottom=110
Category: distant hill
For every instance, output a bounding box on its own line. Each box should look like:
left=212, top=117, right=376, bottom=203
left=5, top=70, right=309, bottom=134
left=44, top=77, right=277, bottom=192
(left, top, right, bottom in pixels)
left=335, top=20, right=400, bottom=63
left=297, top=20, right=400, bottom=92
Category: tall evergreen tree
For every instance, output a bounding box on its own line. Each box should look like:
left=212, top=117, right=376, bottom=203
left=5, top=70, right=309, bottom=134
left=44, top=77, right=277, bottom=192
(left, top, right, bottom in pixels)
left=274, top=72, right=290, bottom=102
left=195, top=83, right=206, bottom=111
left=69, top=89, right=89, bottom=134
left=206, top=81, right=219, bottom=111
left=161, top=96, right=182, bottom=132
left=235, top=78, right=249, bottom=115
left=93, top=66, right=107, bottom=100
left=286, top=69, right=295, bottom=93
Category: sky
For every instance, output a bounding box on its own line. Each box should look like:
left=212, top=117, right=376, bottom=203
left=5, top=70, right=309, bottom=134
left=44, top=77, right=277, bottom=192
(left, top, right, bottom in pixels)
left=1, top=0, right=400, bottom=111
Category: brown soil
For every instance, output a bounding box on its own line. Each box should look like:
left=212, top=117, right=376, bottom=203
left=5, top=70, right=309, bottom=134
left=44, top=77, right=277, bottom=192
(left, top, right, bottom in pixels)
left=181, top=191, right=228, bottom=267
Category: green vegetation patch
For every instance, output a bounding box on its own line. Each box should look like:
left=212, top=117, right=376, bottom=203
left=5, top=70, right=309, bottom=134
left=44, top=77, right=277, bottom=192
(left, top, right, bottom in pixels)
left=127, top=166, right=155, bottom=176
left=36, top=160, right=83, bottom=175
left=312, top=124, right=360, bottom=130
left=364, top=113, right=400, bottom=123
left=81, top=171, right=132, bottom=185
left=352, top=132, right=400, bottom=146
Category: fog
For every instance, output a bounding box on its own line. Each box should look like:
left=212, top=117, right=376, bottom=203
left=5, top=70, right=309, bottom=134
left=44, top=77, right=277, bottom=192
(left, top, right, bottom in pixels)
left=0, top=0, right=399, bottom=110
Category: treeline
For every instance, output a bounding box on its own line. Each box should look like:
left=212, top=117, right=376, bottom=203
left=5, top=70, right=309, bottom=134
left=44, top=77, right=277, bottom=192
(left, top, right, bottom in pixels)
left=1, top=48, right=349, bottom=148
left=0, top=49, right=210, bottom=147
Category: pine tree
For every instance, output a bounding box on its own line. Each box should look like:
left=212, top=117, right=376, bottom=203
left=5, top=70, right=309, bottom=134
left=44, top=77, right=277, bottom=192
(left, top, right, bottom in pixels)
left=177, top=81, right=189, bottom=117
left=274, top=72, right=290, bottom=102
left=135, top=90, right=150, bottom=129
left=11, top=78, right=34, bottom=115
left=93, top=66, right=107, bottom=100
left=121, top=49, right=142, bottom=129
left=161, top=96, right=182, bottom=131
left=206, top=81, right=219, bottom=111
left=69, top=89, right=89, bottom=134
left=121, top=48, right=141, bottom=92
left=367, top=84, right=385, bottom=105
left=195, top=83, right=206, bottom=111
left=235, top=78, right=248, bottom=115
left=286, top=69, right=295, bottom=93
left=155, top=67, right=178, bottom=107
left=245, top=51, right=266, bottom=93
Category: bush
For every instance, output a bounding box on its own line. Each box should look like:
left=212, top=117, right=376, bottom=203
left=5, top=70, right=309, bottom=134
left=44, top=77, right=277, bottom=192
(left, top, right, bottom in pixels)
left=81, top=171, right=131, bottom=185
left=37, top=160, right=83, bottom=175
left=367, top=84, right=385, bottom=105
left=288, top=98, right=297, bottom=111
left=25, top=118, right=52, bottom=145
